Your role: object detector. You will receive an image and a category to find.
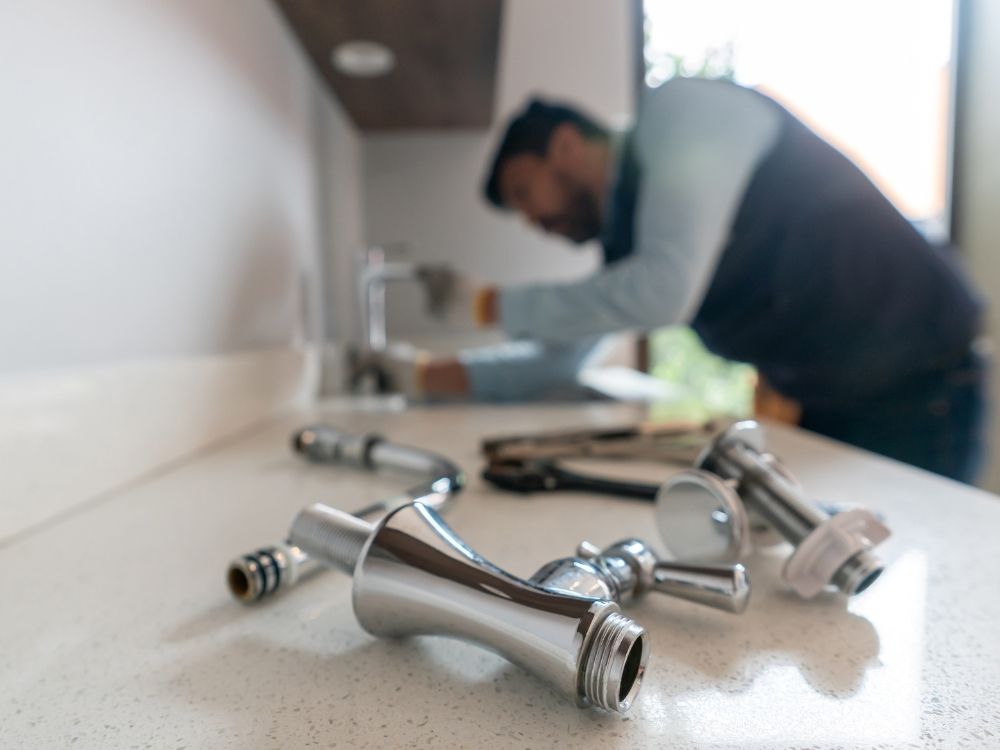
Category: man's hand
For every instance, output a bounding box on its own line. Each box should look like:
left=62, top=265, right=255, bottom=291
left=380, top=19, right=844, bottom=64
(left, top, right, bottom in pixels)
left=351, top=343, right=472, bottom=400
left=473, top=286, right=499, bottom=327
left=351, top=343, right=431, bottom=400
left=754, top=377, right=802, bottom=425
left=416, top=265, right=498, bottom=328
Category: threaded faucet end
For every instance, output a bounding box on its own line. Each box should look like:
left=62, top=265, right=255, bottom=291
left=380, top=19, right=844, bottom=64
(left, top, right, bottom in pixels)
left=832, top=549, right=885, bottom=595
left=581, top=612, right=649, bottom=713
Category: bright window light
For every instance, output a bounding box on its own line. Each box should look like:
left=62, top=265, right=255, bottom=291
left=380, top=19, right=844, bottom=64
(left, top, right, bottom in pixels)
left=644, top=0, right=956, bottom=231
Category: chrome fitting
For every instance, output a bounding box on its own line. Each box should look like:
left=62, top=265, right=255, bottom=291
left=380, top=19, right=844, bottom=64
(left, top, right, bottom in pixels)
left=288, top=501, right=649, bottom=713
left=228, top=542, right=318, bottom=604
left=534, top=538, right=750, bottom=614
left=294, top=424, right=380, bottom=468
left=227, top=425, right=465, bottom=603
left=656, top=420, right=890, bottom=598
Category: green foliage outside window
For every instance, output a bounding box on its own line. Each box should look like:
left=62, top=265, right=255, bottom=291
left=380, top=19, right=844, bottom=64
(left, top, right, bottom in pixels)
left=648, top=327, right=755, bottom=422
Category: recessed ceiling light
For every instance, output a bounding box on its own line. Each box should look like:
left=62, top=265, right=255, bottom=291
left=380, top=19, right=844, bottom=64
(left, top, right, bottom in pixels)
left=331, top=41, right=396, bottom=78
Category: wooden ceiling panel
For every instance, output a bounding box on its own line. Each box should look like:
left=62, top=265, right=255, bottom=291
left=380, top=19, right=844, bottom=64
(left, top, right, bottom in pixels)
left=273, top=0, right=502, bottom=131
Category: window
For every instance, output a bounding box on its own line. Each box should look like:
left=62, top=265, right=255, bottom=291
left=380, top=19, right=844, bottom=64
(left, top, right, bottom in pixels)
left=644, top=0, right=957, bottom=234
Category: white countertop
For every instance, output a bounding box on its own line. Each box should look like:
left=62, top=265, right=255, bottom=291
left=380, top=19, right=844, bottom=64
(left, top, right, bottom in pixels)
left=2, top=400, right=999, bottom=749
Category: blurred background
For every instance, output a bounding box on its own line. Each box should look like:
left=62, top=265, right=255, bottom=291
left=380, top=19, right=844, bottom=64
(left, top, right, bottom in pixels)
left=1, top=0, right=998, bottom=518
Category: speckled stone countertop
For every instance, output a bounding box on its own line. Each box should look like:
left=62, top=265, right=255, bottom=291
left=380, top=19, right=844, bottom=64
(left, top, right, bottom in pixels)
left=2, top=400, right=999, bottom=748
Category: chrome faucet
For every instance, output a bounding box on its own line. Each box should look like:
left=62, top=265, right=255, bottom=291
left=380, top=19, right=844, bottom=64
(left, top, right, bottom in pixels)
left=356, top=245, right=422, bottom=353
left=228, top=427, right=651, bottom=712
left=288, top=500, right=650, bottom=713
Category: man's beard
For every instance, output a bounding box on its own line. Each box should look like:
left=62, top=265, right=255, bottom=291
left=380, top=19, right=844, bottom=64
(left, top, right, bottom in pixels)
left=563, top=186, right=603, bottom=244
left=544, top=185, right=602, bottom=245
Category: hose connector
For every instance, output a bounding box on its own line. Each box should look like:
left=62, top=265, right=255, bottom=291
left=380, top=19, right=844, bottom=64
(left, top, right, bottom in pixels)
left=227, top=542, right=318, bottom=604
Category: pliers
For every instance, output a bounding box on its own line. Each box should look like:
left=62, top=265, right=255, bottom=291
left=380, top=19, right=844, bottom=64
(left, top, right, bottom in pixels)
left=482, top=458, right=659, bottom=500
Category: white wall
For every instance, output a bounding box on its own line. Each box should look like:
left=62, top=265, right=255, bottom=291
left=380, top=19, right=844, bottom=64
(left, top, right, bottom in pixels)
left=0, top=0, right=365, bottom=541
left=319, top=94, right=366, bottom=347
left=0, top=0, right=341, bottom=375
left=957, top=0, right=1000, bottom=489
left=362, top=0, right=634, bottom=338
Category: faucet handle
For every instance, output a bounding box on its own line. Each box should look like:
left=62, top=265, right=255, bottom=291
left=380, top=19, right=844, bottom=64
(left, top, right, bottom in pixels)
left=650, top=560, right=750, bottom=614
left=577, top=538, right=750, bottom=614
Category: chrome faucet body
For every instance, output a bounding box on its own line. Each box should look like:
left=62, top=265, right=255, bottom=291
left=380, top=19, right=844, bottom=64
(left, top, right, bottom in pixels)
left=288, top=500, right=650, bottom=713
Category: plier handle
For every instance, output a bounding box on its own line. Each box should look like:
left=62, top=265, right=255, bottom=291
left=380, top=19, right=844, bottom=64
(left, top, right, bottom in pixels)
left=481, top=420, right=723, bottom=464
left=482, top=458, right=658, bottom=501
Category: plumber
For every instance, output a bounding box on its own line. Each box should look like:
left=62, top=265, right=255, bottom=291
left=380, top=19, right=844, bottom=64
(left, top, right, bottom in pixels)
left=372, top=78, right=986, bottom=483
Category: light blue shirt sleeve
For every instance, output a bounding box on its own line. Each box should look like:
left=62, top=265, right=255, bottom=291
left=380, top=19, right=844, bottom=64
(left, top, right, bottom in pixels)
left=498, top=78, right=781, bottom=344
left=458, top=336, right=608, bottom=402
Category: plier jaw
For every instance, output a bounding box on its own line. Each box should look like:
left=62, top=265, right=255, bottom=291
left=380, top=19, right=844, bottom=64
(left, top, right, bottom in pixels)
left=481, top=459, right=562, bottom=493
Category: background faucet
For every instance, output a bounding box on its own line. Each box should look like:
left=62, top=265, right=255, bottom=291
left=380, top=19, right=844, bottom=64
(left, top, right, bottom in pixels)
left=352, top=245, right=460, bottom=395
left=356, top=244, right=429, bottom=354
